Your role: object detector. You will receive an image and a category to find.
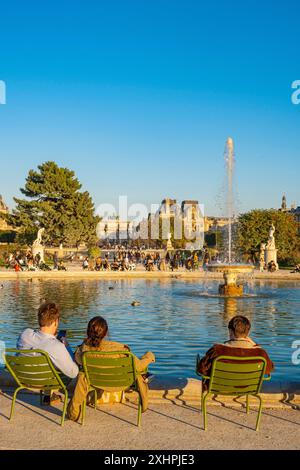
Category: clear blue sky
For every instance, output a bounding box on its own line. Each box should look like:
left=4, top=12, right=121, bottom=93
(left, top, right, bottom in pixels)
left=0, top=0, right=300, bottom=216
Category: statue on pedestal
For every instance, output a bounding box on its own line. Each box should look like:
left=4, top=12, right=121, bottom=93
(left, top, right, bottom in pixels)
left=32, top=227, right=45, bottom=263
left=266, top=223, right=276, bottom=250
left=33, top=228, right=45, bottom=247
left=262, top=224, right=279, bottom=271
left=259, top=243, right=266, bottom=272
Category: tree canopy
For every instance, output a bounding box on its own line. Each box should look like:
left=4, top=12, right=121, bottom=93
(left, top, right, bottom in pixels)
left=236, top=209, right=300, bottom=263
left=5, top=161, right=100, bottom=247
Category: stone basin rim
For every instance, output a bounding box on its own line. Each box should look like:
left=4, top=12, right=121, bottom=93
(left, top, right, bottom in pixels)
left=206, top=264, right=255, bottom=274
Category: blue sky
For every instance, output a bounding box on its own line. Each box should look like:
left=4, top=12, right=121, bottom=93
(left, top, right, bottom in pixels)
left=0, top=0, right=300, bottom=216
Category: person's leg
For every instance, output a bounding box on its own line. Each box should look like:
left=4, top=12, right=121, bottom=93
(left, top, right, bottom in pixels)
left=136, top=375, right=149, bottom=413
left=67, top=372, right=89, bottom=421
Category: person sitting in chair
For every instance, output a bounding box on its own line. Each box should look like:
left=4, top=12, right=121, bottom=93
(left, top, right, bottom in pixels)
left=67, top=316, right=155, bottom=422
left=197, top=315, right=274, bottom=390
left=17, top=302, right=79, bottom=403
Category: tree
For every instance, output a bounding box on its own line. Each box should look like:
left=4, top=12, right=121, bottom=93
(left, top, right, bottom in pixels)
left=88, top=246, right=101, bottom=259
left=236, top=209, right=300, bottom=263
left=5, top=161, right=100, bottom=247
left=0, top=230, right=16, bottom=243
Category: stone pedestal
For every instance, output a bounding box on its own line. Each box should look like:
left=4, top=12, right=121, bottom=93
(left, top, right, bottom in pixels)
left=219, top=284, right=244, bottom=297
left=265, top=248, right=278, bottom=270
left=219, top=271, right=244, bottom=296
left=32, top=244, right=45, bottom=263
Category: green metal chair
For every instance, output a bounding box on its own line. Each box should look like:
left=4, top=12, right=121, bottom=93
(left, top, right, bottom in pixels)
left=196, top=354, right=271, bottom=431
left=81, top=350, right=142, bottom=426
left=3, top=348, right=69, bottom=426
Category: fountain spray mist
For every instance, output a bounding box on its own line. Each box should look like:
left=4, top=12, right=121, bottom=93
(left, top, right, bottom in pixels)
left=207, top=138, right=254, bottom=296
left=224, top=137, right=234, bottom=264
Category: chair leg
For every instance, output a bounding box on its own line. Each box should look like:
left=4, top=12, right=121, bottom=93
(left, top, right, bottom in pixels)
left=200, top=382, right=203, bottom=412
left=40, top=390, right=43, bottom=406
left=246, top=395, right=250, bottom=414
left=202, top=392, right=209, bottom=431
left=60, top=390, right=68, bottom=426
left=137, top=394, right=142, bottom=427
left=94, top=389, right=97, bottom=410
left=9, top=387, right=23, bottom=421
left=255, top=395, right=263, bottom=431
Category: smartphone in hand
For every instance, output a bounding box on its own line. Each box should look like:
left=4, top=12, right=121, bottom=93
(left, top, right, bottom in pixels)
left=57, top=330, right=67, bottom=342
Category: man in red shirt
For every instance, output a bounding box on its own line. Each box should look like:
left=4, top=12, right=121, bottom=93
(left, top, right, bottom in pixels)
left=197, top=315, right=274, bottom=389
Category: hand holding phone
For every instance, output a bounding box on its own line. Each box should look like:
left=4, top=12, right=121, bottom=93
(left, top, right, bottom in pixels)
left=57, top=330, right=67, bottom=342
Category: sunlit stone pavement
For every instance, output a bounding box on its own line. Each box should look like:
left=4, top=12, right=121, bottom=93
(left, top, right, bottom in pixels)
left=0, top=392, right=299, bottom=450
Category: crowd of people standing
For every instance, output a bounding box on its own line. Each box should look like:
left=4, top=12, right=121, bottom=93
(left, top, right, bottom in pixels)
left=3, top=246, right=214, bottom=273
left=82, top=248, right=210, bottom=272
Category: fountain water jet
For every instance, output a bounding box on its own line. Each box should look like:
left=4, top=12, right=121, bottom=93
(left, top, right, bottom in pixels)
left=207, top=138, right=254, bottom=296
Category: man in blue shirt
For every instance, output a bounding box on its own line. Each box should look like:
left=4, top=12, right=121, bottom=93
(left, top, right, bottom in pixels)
left=17, top=302, right=79, bottom=403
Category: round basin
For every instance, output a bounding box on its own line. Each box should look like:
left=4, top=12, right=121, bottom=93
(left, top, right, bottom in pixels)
left=206, top=264, right=255, bottom=290
left=206, top=264, right=255, bottom=275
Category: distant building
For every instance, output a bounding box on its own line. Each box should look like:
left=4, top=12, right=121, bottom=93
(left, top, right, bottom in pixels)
left=281, top=193, right=287, bottom=212
left=204, top=216, right=229, bottom=233
left=0, top=195, right=11, bottom=231
left=137, top=197, right=205, bottom=249
left=97, top=218, right=134, bottom=242
left=291, top=206, right=300, bottom=234
left=158, top=198, right=181, bottom=220
left=279, top=194, right=300, bottom=234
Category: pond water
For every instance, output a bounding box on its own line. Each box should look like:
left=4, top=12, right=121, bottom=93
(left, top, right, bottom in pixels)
left=0, top=279, right=299, bottom=382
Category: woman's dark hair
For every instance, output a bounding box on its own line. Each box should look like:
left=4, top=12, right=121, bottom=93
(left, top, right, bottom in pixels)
left=228, top=315, right=251, bottom=338
left=85, top=316, right=108, bottom=347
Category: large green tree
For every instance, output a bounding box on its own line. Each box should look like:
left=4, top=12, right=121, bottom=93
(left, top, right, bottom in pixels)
left=236, top=209, right=300, bottom=263
left=4, top=161, right=100, bottom=247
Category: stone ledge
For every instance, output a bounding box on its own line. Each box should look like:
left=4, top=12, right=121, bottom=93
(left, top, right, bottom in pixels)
left=1, top=370, right=299, bottom=408
left=0, top=270, right=300, bottom=281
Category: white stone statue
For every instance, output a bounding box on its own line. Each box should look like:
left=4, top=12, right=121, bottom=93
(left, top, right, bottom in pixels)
left=32, top=228, right=45, bottom=263
left=33, top=227, right=45, bottom=246
left=259, top=243, right=266, bottom=271
left=266, top=223, right=276, bottom=250
left=262, top=223, right=279, bottom=271
left=260, top=243, right=266, bottom=261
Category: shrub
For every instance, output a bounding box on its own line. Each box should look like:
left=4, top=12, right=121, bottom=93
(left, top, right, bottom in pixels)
left=88, top=246, right=101, bottom=259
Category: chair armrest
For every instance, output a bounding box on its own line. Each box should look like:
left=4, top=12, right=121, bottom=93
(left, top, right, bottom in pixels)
left=196, top=354, right=209, bottom=378
left=200, top=375, right=210, bottom=380
left=263, top=374, right=271, bottom=381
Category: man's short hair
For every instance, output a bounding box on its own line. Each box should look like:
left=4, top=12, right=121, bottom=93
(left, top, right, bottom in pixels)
left=38, top=302, right=60, bottom=327
left=228, top=315, right=251, bottom=338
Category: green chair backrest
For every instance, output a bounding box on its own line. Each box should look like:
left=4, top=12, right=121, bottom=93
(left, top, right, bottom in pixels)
left=82, top=351, right=137, bottom=391
left=208, top=355, right=267, bottom=395
left=4, top=348, right=65, bottom=391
